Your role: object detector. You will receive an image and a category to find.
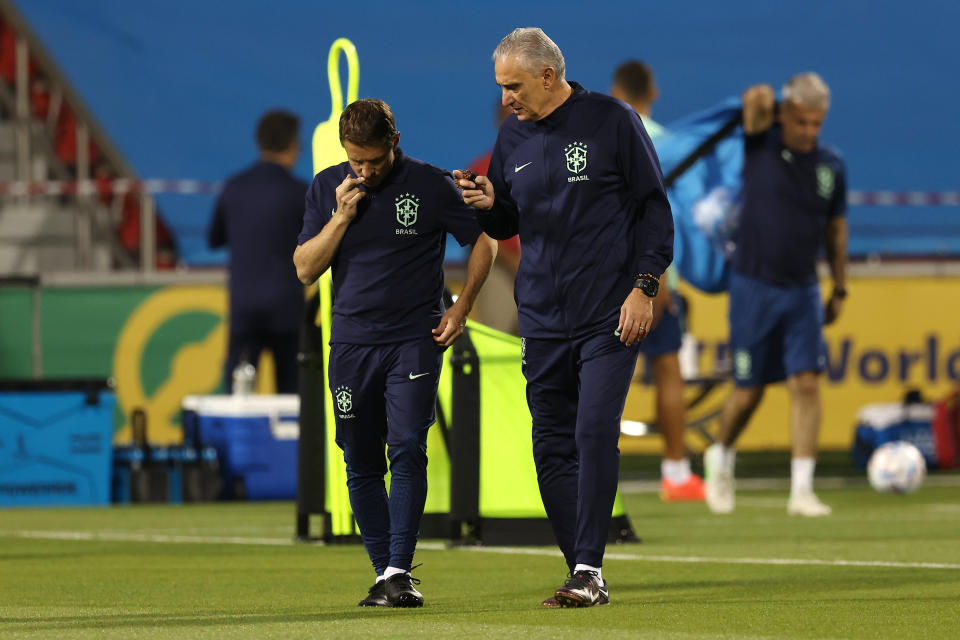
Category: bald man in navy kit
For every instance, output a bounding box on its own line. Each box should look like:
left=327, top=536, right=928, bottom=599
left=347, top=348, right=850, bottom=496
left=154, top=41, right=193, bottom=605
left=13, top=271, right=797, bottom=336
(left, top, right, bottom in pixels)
left=295, top=99, right=496, bottom=608
left=704, top=73, right=848, bottom=519
left=456, top=28, right=673, bottom=607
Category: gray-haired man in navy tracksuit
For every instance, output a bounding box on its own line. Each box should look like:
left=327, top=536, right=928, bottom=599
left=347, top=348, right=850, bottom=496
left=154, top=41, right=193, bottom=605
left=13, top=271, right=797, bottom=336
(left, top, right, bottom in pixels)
left=455, top=28, right=673, bottom=608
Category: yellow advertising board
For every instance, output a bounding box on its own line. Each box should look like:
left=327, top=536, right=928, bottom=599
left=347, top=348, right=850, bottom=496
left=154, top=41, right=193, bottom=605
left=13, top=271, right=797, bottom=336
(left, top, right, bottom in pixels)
left=111, top=285, right=278, bottom=444
left=622, top=274, right=960, bottom=453
left=22, top=272, right=953, bottom=450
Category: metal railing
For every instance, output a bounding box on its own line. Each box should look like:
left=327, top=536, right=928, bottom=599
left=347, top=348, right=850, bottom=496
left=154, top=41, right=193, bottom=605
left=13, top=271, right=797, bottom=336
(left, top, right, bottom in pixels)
left=0, top=0, right=156, bottom=272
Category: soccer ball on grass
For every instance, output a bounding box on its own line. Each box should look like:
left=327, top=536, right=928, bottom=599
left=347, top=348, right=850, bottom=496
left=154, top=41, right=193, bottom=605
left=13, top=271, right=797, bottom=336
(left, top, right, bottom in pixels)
left=867, top=441, right=926, bottom=494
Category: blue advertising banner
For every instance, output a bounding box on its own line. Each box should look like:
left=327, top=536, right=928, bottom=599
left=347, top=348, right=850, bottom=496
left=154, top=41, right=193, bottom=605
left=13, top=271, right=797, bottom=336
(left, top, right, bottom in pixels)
left=0, top=391, right=115, bottom=506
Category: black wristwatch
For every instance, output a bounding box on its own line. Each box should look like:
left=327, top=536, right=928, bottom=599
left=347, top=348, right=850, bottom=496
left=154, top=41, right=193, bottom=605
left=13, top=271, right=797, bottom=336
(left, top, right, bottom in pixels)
left=633, top=273, right=660, bottom=297
left=831, top=286, right=848, bottom=300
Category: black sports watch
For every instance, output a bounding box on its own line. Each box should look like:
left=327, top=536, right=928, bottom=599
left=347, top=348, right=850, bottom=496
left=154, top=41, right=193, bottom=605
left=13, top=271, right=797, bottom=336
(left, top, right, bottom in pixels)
left=633, top=273, right=660, bottom=297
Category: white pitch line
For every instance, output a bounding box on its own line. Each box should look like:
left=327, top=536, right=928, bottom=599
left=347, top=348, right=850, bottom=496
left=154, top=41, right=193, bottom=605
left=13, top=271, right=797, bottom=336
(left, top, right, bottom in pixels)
left=621, top=474, right=960, bottom=494
left=5, top=530, right=294, bottom=546
left=420, top=542, right=960, bottom=570
left=6, top=530, right=960, bottom=570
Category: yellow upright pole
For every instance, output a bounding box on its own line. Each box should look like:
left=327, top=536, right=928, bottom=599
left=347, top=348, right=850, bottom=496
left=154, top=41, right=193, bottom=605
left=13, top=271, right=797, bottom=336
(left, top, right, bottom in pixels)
left=312, top=38, right=359, bottom=537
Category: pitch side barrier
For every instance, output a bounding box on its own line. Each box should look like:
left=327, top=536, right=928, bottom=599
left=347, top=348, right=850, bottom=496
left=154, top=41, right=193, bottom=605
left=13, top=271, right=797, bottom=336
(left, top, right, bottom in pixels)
left=295, top=289, right=637, bottom=545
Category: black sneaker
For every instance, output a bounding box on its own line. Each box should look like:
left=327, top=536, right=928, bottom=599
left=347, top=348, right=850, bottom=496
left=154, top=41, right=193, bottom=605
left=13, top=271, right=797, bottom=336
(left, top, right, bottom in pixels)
left=384, top=572, right=423, bottom=608
left=358, top=580, right=391, bottom=607
left=554, top=570, right=610, bottom=607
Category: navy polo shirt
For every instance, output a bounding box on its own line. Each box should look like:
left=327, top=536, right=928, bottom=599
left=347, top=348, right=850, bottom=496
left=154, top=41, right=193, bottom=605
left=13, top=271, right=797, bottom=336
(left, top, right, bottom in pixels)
left=298, top=149, right=482, bottom=345
left=477, top=82, right=674, bottom=339
left=208, top=160, right=309, bottom=333
left=732, top=124, right=847, bottom=286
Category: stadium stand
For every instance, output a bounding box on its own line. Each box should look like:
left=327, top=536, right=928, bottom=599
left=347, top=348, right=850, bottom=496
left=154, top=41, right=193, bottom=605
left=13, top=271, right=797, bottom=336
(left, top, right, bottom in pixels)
left=0, top=3, right=175, bottom=273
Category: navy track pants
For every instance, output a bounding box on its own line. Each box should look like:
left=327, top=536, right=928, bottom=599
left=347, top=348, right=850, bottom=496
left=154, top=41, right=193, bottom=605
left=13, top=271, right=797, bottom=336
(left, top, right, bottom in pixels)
left=328, top=338, right=443, bottom=574
left=522, top=328, right=640, bottom=569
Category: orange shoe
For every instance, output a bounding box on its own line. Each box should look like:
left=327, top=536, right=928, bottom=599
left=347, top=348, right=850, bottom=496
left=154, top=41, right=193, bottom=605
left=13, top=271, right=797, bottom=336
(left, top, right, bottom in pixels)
left=660, top=474, right=706, bottom=502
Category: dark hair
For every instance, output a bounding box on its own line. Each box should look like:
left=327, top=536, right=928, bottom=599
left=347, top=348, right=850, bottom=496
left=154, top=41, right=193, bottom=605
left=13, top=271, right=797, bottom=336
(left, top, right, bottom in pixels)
left=612, top=60, right=655, bottom=101
left=339, top=98, right=398, bottom=148
left=256, top=110, right=300, bottom=152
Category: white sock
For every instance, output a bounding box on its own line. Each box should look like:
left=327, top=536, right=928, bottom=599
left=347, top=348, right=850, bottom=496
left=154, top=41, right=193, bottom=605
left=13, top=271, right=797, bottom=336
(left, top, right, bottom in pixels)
left=376, top=574, right=386, bottom=583
left=383, top=566, right=408, bottom=580
left=791, top=457, right=815, bottom=498
left=719, top=444, right=736, bottom=470
left=573, top=563, right=602, bottom=582
left=662, top=458, right=692, bottom=484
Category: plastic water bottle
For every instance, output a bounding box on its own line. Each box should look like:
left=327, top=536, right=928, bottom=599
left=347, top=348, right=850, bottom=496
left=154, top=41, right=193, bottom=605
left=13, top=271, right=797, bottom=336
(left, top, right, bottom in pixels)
left=232, top=360, right=256, bottom=395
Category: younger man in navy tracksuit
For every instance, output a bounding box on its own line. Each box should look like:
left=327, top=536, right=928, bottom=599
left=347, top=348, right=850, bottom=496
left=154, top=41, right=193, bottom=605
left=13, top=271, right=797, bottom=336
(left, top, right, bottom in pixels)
left=295, top=99, right=496, bottom=608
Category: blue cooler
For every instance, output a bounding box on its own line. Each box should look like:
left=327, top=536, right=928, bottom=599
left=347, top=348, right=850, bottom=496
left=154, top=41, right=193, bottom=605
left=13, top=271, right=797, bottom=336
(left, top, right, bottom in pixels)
left=182, top=395, right=299, bottom=500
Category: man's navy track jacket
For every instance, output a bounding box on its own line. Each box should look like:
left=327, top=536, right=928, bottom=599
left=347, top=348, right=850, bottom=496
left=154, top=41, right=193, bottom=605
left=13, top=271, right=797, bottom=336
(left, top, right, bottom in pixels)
left=478, top=82, right=674, bottom=339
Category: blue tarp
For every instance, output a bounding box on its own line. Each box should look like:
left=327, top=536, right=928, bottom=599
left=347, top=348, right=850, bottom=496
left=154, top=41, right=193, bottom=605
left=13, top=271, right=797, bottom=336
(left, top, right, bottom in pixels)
left=657, top=98, right=742, bottom=292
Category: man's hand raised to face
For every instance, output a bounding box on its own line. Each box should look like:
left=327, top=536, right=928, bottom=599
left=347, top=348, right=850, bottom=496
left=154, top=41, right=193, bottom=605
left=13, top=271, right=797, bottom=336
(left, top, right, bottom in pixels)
left=335, top=175, right=366, bottom=221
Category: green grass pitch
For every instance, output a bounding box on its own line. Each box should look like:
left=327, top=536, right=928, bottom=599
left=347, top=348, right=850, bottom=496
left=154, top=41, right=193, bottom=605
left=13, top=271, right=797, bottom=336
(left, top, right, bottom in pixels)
left=2, top=481, right=959, bottom=639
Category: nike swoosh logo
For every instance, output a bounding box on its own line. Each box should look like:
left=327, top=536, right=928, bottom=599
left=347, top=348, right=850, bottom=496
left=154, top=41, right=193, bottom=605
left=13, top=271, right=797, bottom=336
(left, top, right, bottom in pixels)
left=408, top=372, right=430, bottom=380
left=514, top=162, right=533, bottom=173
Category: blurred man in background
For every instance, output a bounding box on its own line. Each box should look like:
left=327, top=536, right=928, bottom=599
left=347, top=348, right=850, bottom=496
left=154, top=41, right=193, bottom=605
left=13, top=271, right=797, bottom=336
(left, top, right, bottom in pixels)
left=612, top=60, right=705, bottom=502
left=456, top=28, right=673, bottom=608
left=611, top=60, right=664, bottom=137
left=294, top=99, right=496, bottom=608
left=704, top=73, right=848, bottom=517
left=208, top=110, right=309, bottom=393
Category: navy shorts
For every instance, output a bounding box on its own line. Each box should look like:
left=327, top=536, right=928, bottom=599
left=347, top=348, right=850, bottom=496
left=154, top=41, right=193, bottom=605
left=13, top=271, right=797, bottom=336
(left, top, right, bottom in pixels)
left=638, top=299, right=682, bottom=360
left=728, top=271, right=826, bottom=387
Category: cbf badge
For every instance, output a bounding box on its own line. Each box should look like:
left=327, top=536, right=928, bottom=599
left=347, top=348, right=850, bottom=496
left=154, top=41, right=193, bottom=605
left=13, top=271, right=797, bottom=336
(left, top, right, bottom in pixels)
left=564, top=142, right=588, bottom=174
left=395, top=193, right=420, bottom=235
left=734, top=350, right=752, bottom=381
left=395, top=193, right=419, bottom=227
left=335, top=385, right=355, bottom=419
left=564, top=142, right=590, bottom=182
left=816, top=164, right=835, bottom=199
